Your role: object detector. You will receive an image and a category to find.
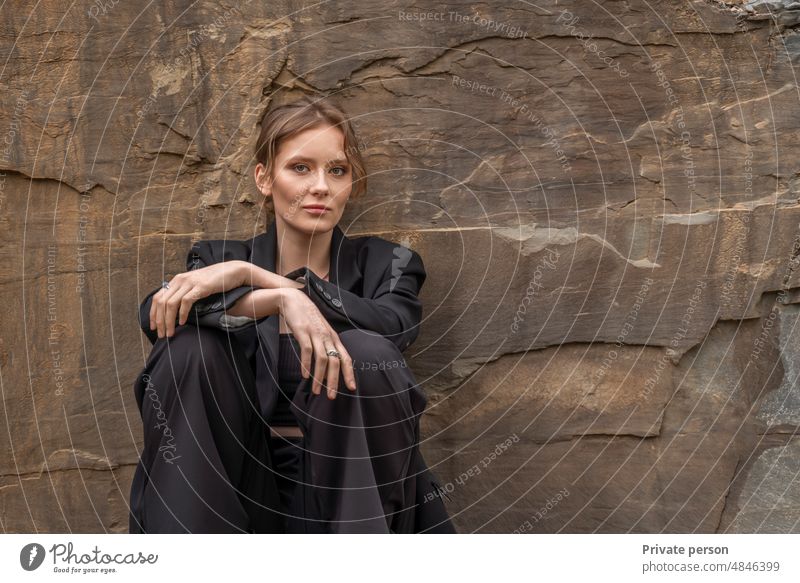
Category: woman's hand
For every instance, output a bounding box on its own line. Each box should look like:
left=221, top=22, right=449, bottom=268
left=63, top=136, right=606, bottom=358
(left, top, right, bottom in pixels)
left=280, top=288, right=357, bottom=399
left=150, top=260, right=249, bottom=338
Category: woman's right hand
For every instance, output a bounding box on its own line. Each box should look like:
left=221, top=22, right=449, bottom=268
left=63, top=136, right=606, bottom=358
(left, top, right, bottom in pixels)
left=279, top=288, right=357, bottom=400
left=150, top=260, right=250, bottom=339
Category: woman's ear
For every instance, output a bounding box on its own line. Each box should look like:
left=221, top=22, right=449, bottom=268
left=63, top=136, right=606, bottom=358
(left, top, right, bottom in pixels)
left=254, top=162, right=272, bottom=199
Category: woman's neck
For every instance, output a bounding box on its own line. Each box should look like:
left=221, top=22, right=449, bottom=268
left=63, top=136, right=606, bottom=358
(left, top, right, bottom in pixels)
left=275, top=219, right=332, bottom=279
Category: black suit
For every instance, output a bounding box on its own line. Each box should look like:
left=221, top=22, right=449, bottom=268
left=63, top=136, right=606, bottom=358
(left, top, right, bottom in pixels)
left=129, top=219, right=455, bottom=533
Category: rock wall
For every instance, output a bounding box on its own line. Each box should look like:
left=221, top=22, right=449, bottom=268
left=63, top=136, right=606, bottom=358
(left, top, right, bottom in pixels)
left=2, top=0, right=800, bottom=532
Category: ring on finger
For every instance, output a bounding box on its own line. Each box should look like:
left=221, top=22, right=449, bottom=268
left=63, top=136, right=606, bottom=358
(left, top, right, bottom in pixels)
left=326, top=347, right=341, bottom=359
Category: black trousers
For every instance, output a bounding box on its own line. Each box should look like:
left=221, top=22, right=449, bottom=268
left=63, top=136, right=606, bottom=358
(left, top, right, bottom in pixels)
left=128, top=324, right=455, bottom=533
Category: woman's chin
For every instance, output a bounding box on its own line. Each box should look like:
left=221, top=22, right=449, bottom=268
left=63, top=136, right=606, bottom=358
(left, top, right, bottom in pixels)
left=289, top=217, right=337, bottom=234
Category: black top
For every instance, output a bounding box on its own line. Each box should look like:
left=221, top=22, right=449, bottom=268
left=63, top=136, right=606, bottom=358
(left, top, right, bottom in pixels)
left=269, top=333, right=303, bottom=427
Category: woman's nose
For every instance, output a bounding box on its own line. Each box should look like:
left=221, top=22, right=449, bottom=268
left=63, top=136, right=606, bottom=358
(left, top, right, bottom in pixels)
left=309, top=169, right=329, bottom=194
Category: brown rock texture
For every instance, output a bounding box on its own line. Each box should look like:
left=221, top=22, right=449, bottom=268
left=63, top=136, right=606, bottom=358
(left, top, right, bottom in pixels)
left=2, top=0, right=800, bottom=532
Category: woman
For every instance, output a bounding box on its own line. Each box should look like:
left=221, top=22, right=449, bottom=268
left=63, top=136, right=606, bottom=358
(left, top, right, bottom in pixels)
left=128, top=96, right=455, bottom=534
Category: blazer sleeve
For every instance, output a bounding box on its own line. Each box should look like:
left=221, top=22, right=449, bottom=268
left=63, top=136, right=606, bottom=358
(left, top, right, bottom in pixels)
left=283, top=241, right=426, bottom=352
left=138, top=239, right=258, bottom=345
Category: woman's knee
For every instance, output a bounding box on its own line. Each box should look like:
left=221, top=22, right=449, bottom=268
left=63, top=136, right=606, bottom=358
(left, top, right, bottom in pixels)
left=339, top=328, right=403, bottom=363
left=142, top=324, right=244, bottom=399
left=338, top=328, right=410, bottom=398
left=148, top=324, right=234, bottom=370
left=138, top=324, right=255, bottom=433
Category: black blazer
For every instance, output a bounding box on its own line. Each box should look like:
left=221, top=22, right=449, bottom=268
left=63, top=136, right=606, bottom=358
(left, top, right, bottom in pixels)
left=137, top=220, right=455, bottom=533
left=138, top=218, right=427, bottom=422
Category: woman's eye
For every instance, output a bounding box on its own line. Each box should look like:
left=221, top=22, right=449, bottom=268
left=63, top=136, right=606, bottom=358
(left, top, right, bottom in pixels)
left=330, top=166, right=348, bottom=176
left=293, top=164, right=309, bottom=172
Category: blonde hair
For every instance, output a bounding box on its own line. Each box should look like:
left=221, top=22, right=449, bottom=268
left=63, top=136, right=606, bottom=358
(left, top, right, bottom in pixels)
left=254, top=96, right=367, bottom=203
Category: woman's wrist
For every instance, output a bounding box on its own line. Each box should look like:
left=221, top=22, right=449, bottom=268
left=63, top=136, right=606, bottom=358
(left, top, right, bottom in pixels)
left=236, top=261, right=276, bottom=288
left=227, top=288, right=286, bottom=319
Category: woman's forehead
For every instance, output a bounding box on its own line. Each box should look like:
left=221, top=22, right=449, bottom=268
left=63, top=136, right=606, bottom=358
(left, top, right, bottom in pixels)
left=281, top=124, right=345, bottom=152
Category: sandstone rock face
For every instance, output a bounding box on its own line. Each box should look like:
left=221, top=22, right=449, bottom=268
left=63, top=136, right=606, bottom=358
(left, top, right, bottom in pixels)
left=2, top=0, right=800, bottom=532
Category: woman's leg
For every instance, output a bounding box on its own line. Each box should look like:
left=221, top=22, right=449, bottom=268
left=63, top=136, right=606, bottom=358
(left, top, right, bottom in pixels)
left=413, top=454, right=457, bottom=533
left=128, top=324, right=283, bottom=533
left=268, top=435, right=305, bottom=532
left=292, top=328, right=443, bottom=533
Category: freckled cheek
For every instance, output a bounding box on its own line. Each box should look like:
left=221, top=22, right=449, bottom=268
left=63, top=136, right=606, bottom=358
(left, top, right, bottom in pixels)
left=276, top=174, right=312, bottom=200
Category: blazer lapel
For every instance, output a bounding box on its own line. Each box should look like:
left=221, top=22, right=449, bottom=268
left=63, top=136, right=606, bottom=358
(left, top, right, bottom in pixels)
left=329, top=222, right=361, bottom=291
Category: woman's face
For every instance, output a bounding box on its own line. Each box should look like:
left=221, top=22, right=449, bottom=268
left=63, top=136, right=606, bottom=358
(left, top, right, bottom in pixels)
left=255, top=123, right=352, bottom=236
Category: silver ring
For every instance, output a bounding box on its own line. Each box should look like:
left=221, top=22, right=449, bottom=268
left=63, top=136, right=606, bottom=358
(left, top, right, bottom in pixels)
left=326, top=348, right=341, bottom=359
left=162, top=280, right=171, bottom=290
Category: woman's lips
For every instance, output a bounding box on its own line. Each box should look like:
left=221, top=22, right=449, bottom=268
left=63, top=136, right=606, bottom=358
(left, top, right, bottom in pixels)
left=303, top=206, right=330, bottom=215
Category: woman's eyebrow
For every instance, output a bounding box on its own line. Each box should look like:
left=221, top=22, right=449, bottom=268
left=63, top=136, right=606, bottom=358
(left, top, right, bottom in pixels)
left=285, top=155, right=315, bottom=164
left=285, top=155, right=349, bottom=165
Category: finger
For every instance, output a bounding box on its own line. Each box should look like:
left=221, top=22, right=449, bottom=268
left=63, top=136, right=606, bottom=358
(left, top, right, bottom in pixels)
left=310, top=334, right=328, bottom=397
left=155, top=288, right=169, bottom=339
left=296, top=332, right=313, bottom=381
left=150, top=289, right=163, bottom=331
left=156, top=283, right=182, bottom=338
left=333, top=337, right=356, bottom=391
left=165, top=285, right=189, bottom=337
left=325, top=340, right=341, bottom=399
left=178, top=286, right=200, bottom=326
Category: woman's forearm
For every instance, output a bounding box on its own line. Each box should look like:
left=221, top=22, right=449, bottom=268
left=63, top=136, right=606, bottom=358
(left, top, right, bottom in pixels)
left=237, top=261, right=304, bottom=290
left=226, top=288, right=287, bottom=319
